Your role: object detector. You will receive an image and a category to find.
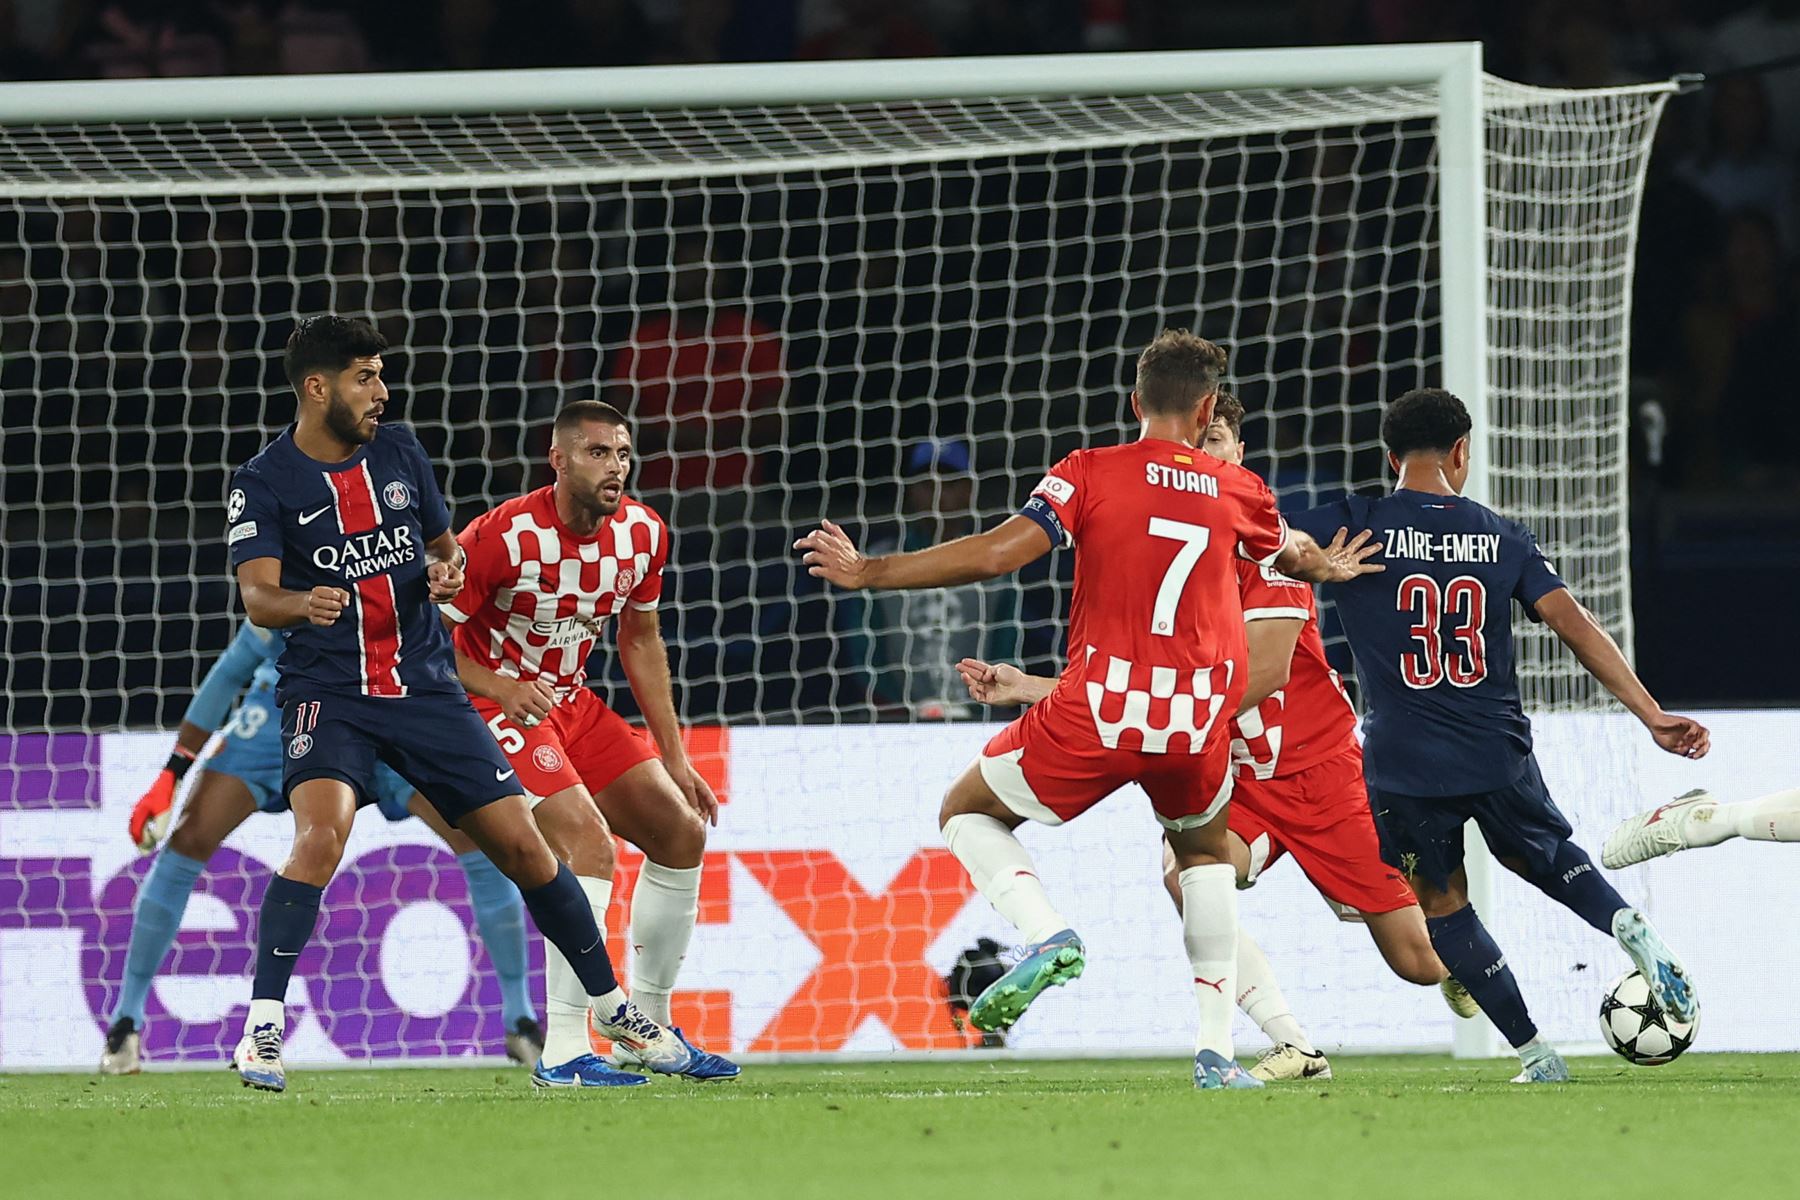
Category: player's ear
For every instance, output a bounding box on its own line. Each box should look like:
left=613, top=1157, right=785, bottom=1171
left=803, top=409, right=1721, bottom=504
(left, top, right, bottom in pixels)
left=1453, top=436, right=1471, bottom=468
left=1386, top=450, right=1402, bottom=476
left=1129, top=390, right=1144, bottom=421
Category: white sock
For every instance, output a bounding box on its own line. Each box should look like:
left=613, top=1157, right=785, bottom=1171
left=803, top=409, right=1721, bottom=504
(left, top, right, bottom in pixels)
left=245, top=998, right=284, bottom=1037
left=541, top=874, right=614, bottom=1067
left=1721, top=788, right=1800, bottom=844
left=942, top=813, right=1069, bottom=945
left=1179, top=863, right=1238, bottom=1059
left=1235, top=926, right=1313, bottom=1054
left=630, top=861, right=701, bottom=1027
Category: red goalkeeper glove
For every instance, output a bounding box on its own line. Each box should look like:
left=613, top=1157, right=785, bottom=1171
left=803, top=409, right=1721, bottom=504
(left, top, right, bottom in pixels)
left=128, top=745, right=197, bottom=853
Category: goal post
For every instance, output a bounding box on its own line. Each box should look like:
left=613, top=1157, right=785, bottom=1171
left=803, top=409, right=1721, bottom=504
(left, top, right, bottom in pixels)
left=0, top=46, right=1675, bottom=1069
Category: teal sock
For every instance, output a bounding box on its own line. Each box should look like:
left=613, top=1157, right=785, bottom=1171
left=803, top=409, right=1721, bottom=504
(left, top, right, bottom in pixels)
left=113, top=850, right=205, bottom=1026
left=458, top=850, right=534, bottom=1027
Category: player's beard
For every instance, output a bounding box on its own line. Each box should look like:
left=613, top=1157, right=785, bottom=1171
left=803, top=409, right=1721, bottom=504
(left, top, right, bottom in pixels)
left=324, top=389, right=374, bottom=445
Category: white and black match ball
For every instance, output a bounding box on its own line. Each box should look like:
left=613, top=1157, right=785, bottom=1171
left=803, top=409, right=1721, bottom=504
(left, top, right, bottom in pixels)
left=1599, top=969, right=1697, bottom=1066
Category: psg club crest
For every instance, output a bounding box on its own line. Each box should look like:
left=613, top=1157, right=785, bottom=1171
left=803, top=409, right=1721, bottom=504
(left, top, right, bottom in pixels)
left=383, top=481, right=411, bottom=511
left=227, top=488, right=246, bottom=521
left=532, top=744, right=564, bottom=773
left=288, top=734, right=313, bottom=759
left=615, top=568, right=637, bottom=597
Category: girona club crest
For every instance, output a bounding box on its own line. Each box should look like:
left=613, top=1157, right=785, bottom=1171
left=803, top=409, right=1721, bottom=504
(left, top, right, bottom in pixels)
left=532, top=744, right=564, bottom=773
left=383, top=481, right=410, bottom=511
left=615, top=568, right=637, bottom=598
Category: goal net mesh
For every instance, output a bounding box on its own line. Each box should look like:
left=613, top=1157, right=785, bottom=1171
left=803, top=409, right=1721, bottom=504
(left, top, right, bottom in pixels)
left=0, top=70, right=1670, bottom=1067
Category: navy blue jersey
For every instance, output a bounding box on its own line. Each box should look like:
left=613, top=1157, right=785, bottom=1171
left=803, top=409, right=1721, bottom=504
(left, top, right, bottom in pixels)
left=226, top=423, right=460, bottom=703
left=1290, top=490, right=1567, bottom=797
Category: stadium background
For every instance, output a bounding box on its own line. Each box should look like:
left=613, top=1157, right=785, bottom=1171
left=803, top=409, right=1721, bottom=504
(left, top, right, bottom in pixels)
left=2, top=0, right=1799, bottom=1071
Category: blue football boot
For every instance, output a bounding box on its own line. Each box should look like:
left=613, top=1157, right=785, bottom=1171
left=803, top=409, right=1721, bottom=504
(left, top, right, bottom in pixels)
left=967, top=929, right=1085, bottom=1033
left=592, top=1004, right=740, bottom=1081
left=1194, top=1049, right=1264, bottom=1090
left=530, top=1052, right=649, bottom=1089
left=1612, top=908, right=1698, bottom=1024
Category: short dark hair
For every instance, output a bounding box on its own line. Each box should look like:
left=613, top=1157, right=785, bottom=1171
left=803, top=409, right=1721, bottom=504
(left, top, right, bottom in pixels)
left=1134, top=329, right=1227, bottom=416
left=1210, top=389, right=1244, bottom=439
left=284, top=315, right=387, bottom=394
left=553, top=399, right=630, bottom=437
left=1381, top=388, right=1473, bottom=458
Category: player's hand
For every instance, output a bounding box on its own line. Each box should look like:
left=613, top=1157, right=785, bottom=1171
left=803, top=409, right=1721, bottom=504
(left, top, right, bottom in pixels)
left=666, top=752, right=721, bottom=827
left=127, top=769, right=177, bottom=853
left=956, top=658, right=1036, bottom=706
left=306, top=586, right=350, bottom=626
left=500, top=678, right=556, bottom=729
left=1648, top=711, right=1710, bottom=760
left=794, top=519, right=869, bottom=590
left=427, top=558, right=464, bottom=604
left=1319, top=527, right=1384, bottom=583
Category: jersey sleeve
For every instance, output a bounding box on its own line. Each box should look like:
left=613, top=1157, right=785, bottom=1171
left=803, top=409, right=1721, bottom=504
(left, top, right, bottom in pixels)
left=398, top=427, right=452, bottom=542
left=628, top=511, right=670, bottom=612
left=1239, top=560, right=1313, bottom=622
left=1018, top=450, right=1086, bottom=549
left=1286, top=498, right=1353, bottom=548
left=182, top=621, right=278, bottom=731
left=440, top=513, right=503, bottom=626
left=1230, top=468, right=1290, bottom=567
left=1511, top=523, right=1568, bottom=620
left=226, top=466, right=284, bottom=566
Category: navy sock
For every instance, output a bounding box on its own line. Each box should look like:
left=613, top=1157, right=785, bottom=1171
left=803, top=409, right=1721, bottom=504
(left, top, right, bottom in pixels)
left=1427, top=905, right=1539, bottom=1049
left=251, top=875, right=323, bottom=1002
left=1523, top=841, right=1630, bottom=935
left=519, top=863, right=619, bottom=998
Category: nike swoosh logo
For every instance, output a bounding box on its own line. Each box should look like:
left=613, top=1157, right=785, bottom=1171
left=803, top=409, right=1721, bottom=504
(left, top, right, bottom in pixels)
left=496, top=768, right=515, bottom=781
left=579, top=936, right=602, bottom=955
left=272, top=948, right=298, bottom=957
left=297, top=505, right=332, bottom=526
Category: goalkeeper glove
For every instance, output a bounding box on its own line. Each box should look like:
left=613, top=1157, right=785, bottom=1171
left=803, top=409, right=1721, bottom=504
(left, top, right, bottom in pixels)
left=128, top=745, right=198, bottom=853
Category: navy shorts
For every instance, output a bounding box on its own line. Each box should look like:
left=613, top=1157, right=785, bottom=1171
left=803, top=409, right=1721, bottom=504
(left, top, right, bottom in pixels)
left=1367, top=755, right=1574, bottom=891
left=209, top=682, right=415, bottom=819
left=280, top=688, right=522, bottom=823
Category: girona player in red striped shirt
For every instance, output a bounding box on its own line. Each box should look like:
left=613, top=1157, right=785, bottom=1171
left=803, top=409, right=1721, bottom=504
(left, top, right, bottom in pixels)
left=959, top=392, right=1478, bottom=1082
left=442, top=400, right=736, bottom=1080
left=797, top=331, right=1382, bottom=1090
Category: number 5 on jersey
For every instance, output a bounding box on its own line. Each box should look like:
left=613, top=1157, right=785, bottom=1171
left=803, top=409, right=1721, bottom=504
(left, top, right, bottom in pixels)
left=1397, top=573, right=1488, bottom=688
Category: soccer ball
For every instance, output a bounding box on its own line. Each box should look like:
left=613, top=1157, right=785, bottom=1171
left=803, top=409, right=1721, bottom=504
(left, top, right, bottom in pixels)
left=1598, top=969, right=1697, bottom=1066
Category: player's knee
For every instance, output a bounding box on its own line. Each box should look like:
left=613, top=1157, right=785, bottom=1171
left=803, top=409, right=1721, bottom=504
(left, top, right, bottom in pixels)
left=486, top=831, right=559, bottom=887
left=288, top=821, right=349, bottom=878
left=563, top=819, right=617, bottom=878
left=1392, top=944, right=1446, bottom=987
left=166, top=813, right=221, bottom=862
left=647, top=804, right=706, bottom=869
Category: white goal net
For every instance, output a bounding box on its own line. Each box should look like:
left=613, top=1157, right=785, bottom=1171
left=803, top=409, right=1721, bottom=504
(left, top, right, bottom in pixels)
left=0, top=48, right=1675, bottom=1068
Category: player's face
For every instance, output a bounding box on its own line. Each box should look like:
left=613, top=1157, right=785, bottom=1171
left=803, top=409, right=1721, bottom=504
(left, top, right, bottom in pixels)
left=554, top=419, right=632, bottom=518
left=320, top=356, right=388, bottom=445
left=1200, top=420, right=1244, bottom=466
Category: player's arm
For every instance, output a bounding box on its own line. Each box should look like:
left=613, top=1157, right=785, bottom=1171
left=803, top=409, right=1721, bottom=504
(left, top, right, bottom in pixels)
left=796, top=515, right=1052, bottom=591
left=438, top=614, right=556, bottom=729
left=618, top=605, right=719, bottom=825
left=1272, top=527, right=1383, bottom=584
left=1240, top=615, right=1305, bottom=713
left=1535, top=588, right=1710, bottom=759
left=128, top=622, right=270, bottom=851
left=424, top=529, right=465, bottom=604
left=236, top=557, right=348, bottom=629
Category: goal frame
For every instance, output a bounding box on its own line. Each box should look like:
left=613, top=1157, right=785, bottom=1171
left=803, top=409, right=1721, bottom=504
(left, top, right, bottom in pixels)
left=1, top=42, right=1521, bottom=1060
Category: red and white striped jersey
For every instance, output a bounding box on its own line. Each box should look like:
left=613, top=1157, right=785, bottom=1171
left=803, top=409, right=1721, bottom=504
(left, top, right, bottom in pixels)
left=442, top=486, right=668, bottom=697
left=1228, top=560, right=1358, bottom=780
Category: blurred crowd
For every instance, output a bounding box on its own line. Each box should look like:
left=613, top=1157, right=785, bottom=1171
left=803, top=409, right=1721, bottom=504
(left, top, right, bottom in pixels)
left=3, top=0, right=1797, bottom=727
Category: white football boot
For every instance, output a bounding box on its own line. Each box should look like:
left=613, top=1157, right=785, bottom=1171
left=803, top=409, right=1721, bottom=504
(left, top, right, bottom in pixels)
left=1602, top=789, right=1714, bottom=869
left=1248, top=1043, right=1333, bottom=1082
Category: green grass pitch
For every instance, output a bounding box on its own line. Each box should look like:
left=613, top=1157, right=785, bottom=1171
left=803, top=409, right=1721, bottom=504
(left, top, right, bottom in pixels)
left=5, top=1055, right=1800, bottom=1199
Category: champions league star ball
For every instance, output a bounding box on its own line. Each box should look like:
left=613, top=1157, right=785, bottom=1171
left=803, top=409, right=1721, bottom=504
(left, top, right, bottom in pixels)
left=1599, top=970, right=1697, bottom=1066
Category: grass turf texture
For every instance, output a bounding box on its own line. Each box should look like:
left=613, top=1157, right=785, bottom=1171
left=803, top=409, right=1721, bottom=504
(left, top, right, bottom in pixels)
left=5, top=1055, right=1800, bottom=1199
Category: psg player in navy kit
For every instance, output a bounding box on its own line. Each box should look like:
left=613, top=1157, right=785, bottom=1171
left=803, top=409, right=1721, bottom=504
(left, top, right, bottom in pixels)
left=225, top=316, right=724, bottom=1091
left=1290, top=388, right=1710, bottom=1084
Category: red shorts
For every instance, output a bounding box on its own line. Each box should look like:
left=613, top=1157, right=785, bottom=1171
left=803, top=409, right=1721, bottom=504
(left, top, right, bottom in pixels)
left=471, top=687, right=659, bottom=802
left=1227, top=746, right=1416, bottom=914
left=978, top=698, right=1234, bottom=831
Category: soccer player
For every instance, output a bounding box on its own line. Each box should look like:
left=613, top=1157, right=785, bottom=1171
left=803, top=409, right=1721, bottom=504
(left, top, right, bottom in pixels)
left=797, top=330, right=1382, bottom=1090
left=1287, top=387, right=1708, bottom=1083
left=1604, top=786, right=1800, bottom=866
left=101, top=619, right=541, bottom=1075
left=441, top=398, right=737, bottom=1081
left=953, top=391, right=1477, bottom=1083
left=224, top=315, right=723, bottom=1091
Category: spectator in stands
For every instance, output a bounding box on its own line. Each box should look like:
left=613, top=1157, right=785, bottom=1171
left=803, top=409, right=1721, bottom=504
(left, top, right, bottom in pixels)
left=843, top=439, right=1022, bottom=719
left=606, top=234, right=785, bottom=533
left=798, top=0, right=941, bottom=60
left=78, top=1, right=227, bottom=77
left=1681, top=75, right=1795, bottom=250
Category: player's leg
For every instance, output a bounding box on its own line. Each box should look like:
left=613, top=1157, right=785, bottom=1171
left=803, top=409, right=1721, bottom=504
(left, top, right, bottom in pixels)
left=529, top=782, right=621, bottom=1070
left=1147, top=745, right=1259, bottom=1090
left=573, top=694, right=707, bottom=1028
left=1604, top=786, right=1800, bottom=867
left=102, top=770, right=258, bottom=1075
left=402, top=790, right=540, bottom=1065
left=1477, top=759, right=1695, bottom=1023
left=1158, top=830, right=1328, bottom=1079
